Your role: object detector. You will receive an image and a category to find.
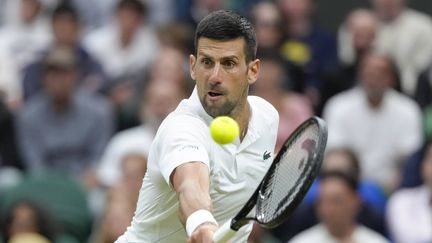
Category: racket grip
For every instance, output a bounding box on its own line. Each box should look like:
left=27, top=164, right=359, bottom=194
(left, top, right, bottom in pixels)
left=213, top=220, right=236, bottom=243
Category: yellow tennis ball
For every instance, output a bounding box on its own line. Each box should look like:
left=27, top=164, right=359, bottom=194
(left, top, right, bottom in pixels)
left=210, top=116, right=240, bottom=144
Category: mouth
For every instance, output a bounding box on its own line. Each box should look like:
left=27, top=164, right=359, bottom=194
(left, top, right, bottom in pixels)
left=208, top=91, right=222, bottom=98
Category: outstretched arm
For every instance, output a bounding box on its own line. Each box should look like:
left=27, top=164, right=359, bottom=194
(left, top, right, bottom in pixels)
left=171, top=161, right=218, bottom=243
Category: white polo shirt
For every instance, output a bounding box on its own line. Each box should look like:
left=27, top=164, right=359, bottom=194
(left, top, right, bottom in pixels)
left=116, top=87, right=279, bottom=242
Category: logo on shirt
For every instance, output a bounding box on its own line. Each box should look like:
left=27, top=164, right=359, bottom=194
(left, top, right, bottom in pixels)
left=263, top=151, right=271, bottom=161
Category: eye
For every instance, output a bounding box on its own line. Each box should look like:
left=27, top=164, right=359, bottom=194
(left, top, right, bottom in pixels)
left=223, top=60, right=236, bottom=69
left=201, top=58, right=213, bottom=68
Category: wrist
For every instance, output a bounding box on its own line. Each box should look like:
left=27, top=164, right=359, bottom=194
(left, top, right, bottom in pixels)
left=185, top=209, right=218, bottom=237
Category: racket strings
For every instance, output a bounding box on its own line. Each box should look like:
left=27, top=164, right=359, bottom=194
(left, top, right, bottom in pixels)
left=258, top=124, right=320, bottom=223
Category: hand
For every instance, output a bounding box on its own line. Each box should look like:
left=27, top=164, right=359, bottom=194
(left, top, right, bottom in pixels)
left=188, top=222, right=218, bottom=243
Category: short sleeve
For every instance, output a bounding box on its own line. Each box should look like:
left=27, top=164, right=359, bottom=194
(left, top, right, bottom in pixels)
left=157, top=115, right=211, bottom=185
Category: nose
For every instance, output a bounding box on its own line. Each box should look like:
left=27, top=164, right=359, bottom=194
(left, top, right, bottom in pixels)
left=208, top=63, right=222, bottom=85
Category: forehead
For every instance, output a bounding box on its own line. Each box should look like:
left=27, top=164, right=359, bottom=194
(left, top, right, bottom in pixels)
left=320, top=178, right=352, bottom=195
left=362, top=55, right=391, bottom=72
left=196, top=37, right=246, bottom=59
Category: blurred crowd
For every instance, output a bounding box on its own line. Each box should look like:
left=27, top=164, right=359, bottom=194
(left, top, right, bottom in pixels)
left=0, top=0, right=431, bottom=242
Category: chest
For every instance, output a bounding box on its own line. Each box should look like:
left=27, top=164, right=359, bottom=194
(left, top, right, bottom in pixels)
left=208, top=137, right=274, bottom=221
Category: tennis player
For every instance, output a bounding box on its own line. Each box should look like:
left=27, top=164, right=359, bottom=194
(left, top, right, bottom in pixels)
left=115, top=10, right=279, bottom=243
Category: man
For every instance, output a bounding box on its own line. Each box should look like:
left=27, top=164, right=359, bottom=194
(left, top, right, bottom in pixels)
left=386, top=143, right=432, bottom=243
left=22, top=2, right=107, bottom=101
left=17, top=46, right=113, bottom=180
left=277, top=0, right=338, bottom=109
left=115, top=10, right=279, bottom=243
left=322, top=9, right=379, bottom=113
left=84, top=0, right=159, bottom=86
left=289, top=171, right=389, bottom=243
left=371, top=0, right=432, bottom=96
left=97, top=79, right=187, bottom=187
left=323, top=53, right=422, bottom=192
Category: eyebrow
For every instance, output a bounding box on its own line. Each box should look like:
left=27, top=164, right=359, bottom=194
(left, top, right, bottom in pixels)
left=198, top=52, right=239, bottom=61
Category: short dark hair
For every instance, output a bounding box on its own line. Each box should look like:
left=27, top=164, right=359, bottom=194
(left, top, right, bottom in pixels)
left=319, top=170, right=359, bottom=192
left=116, top=0, right=147, bottom=17
left=1, top=199, right=58, bottom=242
left=52, top=1, right=79, bottom=23
left=194, top=10, right=257, bottom=63
left=324, top=148, right=361, bottom=180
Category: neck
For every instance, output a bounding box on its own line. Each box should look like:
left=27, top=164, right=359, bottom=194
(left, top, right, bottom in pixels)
left=238, top=102, right=251, bottom=142
left=377, top=8, right=403, bottom=22
left=327, top=223, right=356, bottom=241
left=53, top=100, right=70, bottom=113
left=120, top=30, right=135, bottom=48
left=367, top=96, right=383, bottom=109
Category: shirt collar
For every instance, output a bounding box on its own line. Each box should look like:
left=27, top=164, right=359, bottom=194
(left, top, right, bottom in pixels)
left=187, top=86, right=214, bottom=126
left=186, top=86, right=261, bottom=148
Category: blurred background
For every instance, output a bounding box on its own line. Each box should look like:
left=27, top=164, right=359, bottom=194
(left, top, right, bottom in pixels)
left=0, top=0, right=431, bottom=242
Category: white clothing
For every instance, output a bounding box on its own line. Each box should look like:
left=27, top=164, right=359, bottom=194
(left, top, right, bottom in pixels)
left=323, top=87, right=422, bottom=188
left=84, top=25, right=159, bottom=81
left=116, top=87, right=279, bottom=242
left=0, top=47, right=20, bottom=103
left=289, top=224, right=389, bottom=243
left=338, top=9, right=432, bottom=96
left=376, top=9, right=432, bottom=96
left=0, top=18, right=51, bottom=71
left=97, top=125, right=155, bottom=187
left=386, top=186, right=432, bottom=243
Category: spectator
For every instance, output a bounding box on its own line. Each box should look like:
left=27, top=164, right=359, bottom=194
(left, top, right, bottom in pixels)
left=0, top=46, right=21, bottom=109
left=250, top=1, right=284, bottom=52
left=271, top=148, right=388, bottom=242
left=84, top=0, right=159, bottom=89
left=95, top=193, right=135, bottom=243
left=8, top=232, right=51, bottom=243
left=288, top=171, right=388, bottom=243
left=22, top=1, right=107, bottom=101
left=0, top=0, right=51, bottom=71
left=304, top=148, right=387, bottom=213
left=147, top=47, right=192, bottom=96
left=113, top=47, right=190, bottom=131
left=94, top=153, right=147, bottom=243
left=386, top=143, right=432, bottom=243
left=176, top=0, right=228, bottom=29
left=156, top=23, right=194, bottom=55
left=371, top=0, right=432, bottom=96
left=0, top=199, right=57, bottom=243
left=97, top=79, right=186, bottom=187
left=321, top=9, right=379, bottom=113
left=0, top=100, right=24, bottom=191
left=277, top=0, right=338, bottom=109
left=251, top=51, right=313, bottom=152
left=323, top=53, right=423, bottom=192
left=17, top=46, right=113, bottom=182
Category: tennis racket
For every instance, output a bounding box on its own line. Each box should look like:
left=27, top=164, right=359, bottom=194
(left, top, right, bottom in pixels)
left=213, top=116, right=327, bottom=242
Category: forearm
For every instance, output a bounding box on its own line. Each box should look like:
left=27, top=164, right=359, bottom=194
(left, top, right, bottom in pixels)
left=171, top=162, right=213, bottom=224
left=176, top=177, right=213, bottom=224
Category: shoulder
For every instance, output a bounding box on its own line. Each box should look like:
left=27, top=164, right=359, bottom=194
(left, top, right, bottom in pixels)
left=248, top=95, right=279, bottom=124
left=356, top=225, right=389, bottom=243
left=19, top=94, right=47, bottom=121
left=110, top=126, right=153, bottom=147
left=403, top=9, right=432, bottom=27
left=289, top=225, right=326, bottom=243
left=387, top=90, right=421, bottom=114
left=76, top=92, right=112, bottom=117
left=324, top=88, right=360, bottom=115
left=83, top=26, right=113, bottom=48
left=388, top=186, right=424, bottom=206
left=155, top=111, right=210, bottom=146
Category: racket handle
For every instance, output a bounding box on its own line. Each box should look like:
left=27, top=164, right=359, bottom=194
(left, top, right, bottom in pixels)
left=213, top=220, right=236, bottom=243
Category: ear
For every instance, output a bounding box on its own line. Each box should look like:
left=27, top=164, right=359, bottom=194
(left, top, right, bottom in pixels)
left=247, top=59, right=260, bottom=85
left=189, top=54, right=196, bottom=81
